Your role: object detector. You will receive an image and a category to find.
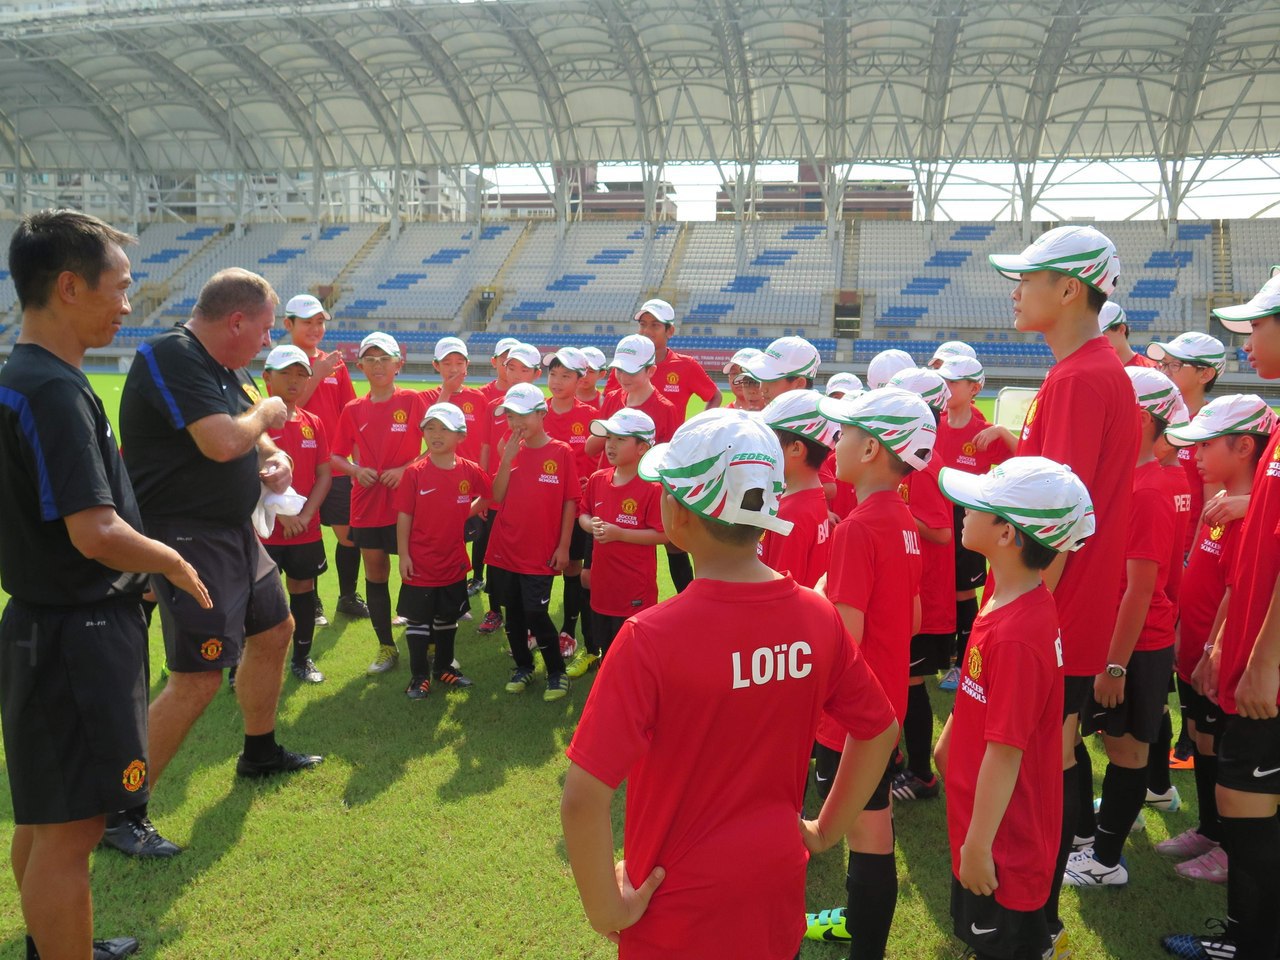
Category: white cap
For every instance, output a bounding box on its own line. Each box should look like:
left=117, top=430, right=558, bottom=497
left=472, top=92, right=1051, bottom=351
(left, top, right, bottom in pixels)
left=1127, top=367, right=1183, bottom=425
left=741, top=336, right=821, bottom=383
left=1146, top=331, right=1227, bottom=376
left=723, top=347, right=763, bottom=374
left=634, top=298, right=676, bottom=325
left=931, top=340, right=977, bottom=365
left=543, top=347, right=589, bottom=373
left=865, top=349, right=916, bottom=390
left=589, top=408, right=657, bottom=443
left=358, top=331, right=401, bottom=359
left=420, top=402, right=467, bottom=433
left=938, top=457, right=1095, bottom=553
left=1214, top=267, right=1280, bottom=333
left=493, top=382, right=547, bottom=417
left=609, top=334, right=658, bottom=374
left=493, top=336, right=521, bottom=357
left=504, top=342, right=542, bottom=370
left=638, top=409, right=793, bottom=535
left=264, top=344, right=312, bottom=372
left=433, top=336, right=469, bottom=362
left=1165, top=394, right=1280, bottom=447
left=824, top=372, right=863, bottom=397
left=580, top=346, right=608, bottom=371
left=1098, top=301, right=1128, bottom=332
left=760, top=389, right=840, bottom=448
left=938, top=356, right=986, bottom=385
left=284, top=294, right=327, bottom=319
left=887, top=367, right=951, bottom=413
left=818, top=386, right=937, bottom=471
left=1168, top=395, right=1192, bottom=433
left=989, top=224, right=1121, bottom=297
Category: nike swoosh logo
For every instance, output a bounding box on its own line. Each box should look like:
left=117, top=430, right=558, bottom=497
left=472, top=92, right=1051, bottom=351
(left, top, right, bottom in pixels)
left=1092, top=711, right=1107, bottom=719
left=814, top=772, right=829, bottom=783
left=971, top=924, right=996, bottom=936
left=1253, top=766, right=1280, bottom=778
left=909, top=657, right=926, bottom=667
left=540, top=598, right=549, bottom=605
left=419, top=489, right=436, bottom=496
left=359, top=423, right=368, bottom=431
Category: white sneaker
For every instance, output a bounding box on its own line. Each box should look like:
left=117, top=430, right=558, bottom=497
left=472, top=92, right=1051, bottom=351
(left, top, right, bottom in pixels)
left=1093, top=796, right=1145, bottom=832
left=1145, top=785, right=1181, bottom=811
left=1063, top=851, right=1128, bottom=887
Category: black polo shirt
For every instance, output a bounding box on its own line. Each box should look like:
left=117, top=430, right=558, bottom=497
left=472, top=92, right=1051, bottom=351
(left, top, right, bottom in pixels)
left=0, top=343, right=148, bottom=606
left=121, top=325, right=263, bottom=526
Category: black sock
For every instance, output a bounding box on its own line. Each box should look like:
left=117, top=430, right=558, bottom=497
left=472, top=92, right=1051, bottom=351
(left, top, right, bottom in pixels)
left=1148, top=710, right=1173, bottom=795
left=288, top=591, right=316, bottom=663
left=846, top=851, right=897, bottom=960
left=530, top=611, right=565, bottom=674
left=405, top=622, right=431, bottom=677
left=243, top=730, right=278, bottom=763
left=955, top=596, right=978, bottom=662
left=1075, top=741, right=1097, bottom=838
left=667, top=551, right=693, bottom=594
left=560, top=574, right=582, bottom=639
left=431, top=625, right=458, bottom=676
left=1093, top=763, right=1147, bottom=866
left=903, top=683, right=934, bottom=779
left=366, top=579, right=394, bottom=647
left=1046, top=764, right=1079, bottom=929
left=580, top=586, right=595, bottom=653
left=1192, top=750, right=1221, bottom=842
left=336, top=543, right=360, bottom=597
left=1220, top=814, right=1280, bottom=956
left=25, top=934, right=36, bottom=960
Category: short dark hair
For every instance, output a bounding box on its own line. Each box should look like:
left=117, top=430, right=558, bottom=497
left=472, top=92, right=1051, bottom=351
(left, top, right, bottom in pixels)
left=547, top=357, right=583, bottom=377
left=1087, top=287, right=1108, bottom=314
left=993, top=515, right=1059, bottom=570
left=848, top=425, right=914, bottom=478
left=8, top=209, right=135, bottom=311
left=694, top=488, right=769, bottom=547
left=773, top=429, right=829, bottom=470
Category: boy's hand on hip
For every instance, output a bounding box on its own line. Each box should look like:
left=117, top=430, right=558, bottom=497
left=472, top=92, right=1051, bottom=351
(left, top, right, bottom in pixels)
left=602, top=860, right=665, bottom=944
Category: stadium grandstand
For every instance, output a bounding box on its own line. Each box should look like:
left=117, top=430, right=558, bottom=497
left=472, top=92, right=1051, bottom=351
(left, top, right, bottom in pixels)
left=0, top=0, right=1278, bottom=390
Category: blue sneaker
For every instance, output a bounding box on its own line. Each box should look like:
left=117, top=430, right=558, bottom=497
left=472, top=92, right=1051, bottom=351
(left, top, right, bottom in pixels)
left=938, top=666, right=960, bottom=692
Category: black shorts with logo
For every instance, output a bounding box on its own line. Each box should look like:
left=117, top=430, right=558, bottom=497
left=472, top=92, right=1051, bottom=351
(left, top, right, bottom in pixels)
left=1063, top=674, right=1094, bottom=721
left=397, top=580, right=469, bottom=627
left=350, top=523, right=398, bottom=554
left=147, top=520, right=290, bottom=673
left=569, top=523, right=588, bottom=564
left=0, top=596, right=150, bottom=823
left=951, top=879, right=1050, bottom=960
left=265, top=539, right=328, bottom=582
left=1217, top=713, right=1280, bottom=795
left=1176, top=675, right=1223, bottom=742
left=489, top=567, right=555, bottom=615
left=814, top=743, right=895, bottom=812
left=1080, top=646, right=1175, bottom=743
left=318, top=474, right=352, bottom=527
left=954, top=505, right=988, bottom=591
left=910, top=633, right=953, bottom=676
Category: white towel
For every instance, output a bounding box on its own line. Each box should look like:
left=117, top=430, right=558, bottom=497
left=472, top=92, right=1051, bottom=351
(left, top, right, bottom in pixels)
left=251, top=485, right=307, bottom=539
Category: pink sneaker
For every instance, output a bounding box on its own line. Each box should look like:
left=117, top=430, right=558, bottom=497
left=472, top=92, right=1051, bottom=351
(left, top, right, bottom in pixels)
left=1155, top=828, right=1219, bottom=859
left=1175, top=845, right=1228, bottom=884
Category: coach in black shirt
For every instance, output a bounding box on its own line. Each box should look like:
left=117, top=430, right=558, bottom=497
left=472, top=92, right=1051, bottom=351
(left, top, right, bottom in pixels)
left=0, top=210, right=210, bottom=960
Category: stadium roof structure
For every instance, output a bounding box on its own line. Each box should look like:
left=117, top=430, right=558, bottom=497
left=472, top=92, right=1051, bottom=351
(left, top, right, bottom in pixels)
left=1, top=0, right=1278, bottom=219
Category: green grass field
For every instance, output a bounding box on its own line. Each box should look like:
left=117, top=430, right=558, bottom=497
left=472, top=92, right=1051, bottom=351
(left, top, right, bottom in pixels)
left=0, top=374, right=1224, bottom=958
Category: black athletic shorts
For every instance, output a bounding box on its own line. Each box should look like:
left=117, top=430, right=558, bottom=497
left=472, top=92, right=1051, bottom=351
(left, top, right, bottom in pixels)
left=591, top=609, right=627, bottom=657
left=910, top=633, right=953, bottom=676
left=951, top=879, right=1050, bottom=960
left=319, top=474, right=352, bottom=527
left=350, top=523, right=398, bottom=554
left=813, top=743, right=894, bottom=812
left=569, top=523, right=588, bottom=563
left=489, top=567, right=554, bottom=614
left=0, top=596, right=150, bottom=823
left=1176, top=675, right=1223, bottom=741
left=148, top=520, right=290, bottom=674
left=1217, top=713, right=1280, bottom=795
left=397, top=580, right=468, bottom=627
left=1080, top=646, right=1175, bottom=743
left=954, top=505, right=988, bottom=591
left=1063, top=674, right=1094, bottom=720
left=581, top=536, right=594, bottom=568
left=463, top=515, right=485, bottom=543
left=265, top=539, right=328, bottom=582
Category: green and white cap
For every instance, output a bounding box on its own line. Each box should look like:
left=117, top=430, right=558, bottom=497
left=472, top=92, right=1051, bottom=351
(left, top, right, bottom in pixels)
left=1165, top=394, right=1279, bottom=448
left=580, top=346, right=608, bottom=371
left=887, top=367, right=951, bottom=413
left=1146, top=331, right=1227, bottom=375
left=723, top=347, right=763, bottom=374
left=610, top=334, right=658, bottom=374
left=493, top=382, right=547, bottom=417
left=938, top=356, right=985, bottom=385
left=421, top=402, right=467, bottom=433
left=824, top=372, right=863, bottom=397
left=1212, top=267, right=1280, bottom=334
left=760, top=389, right=840, bottom=448
left=989, top=224, right=1121, bottom=297
left=433, top=336, right=468, bottom=361
left=742, top=336, right=821, bottom=383
left=505, top=342, right=542, bottom=370
left=638, top=409, right=793, bottom=535
left=493, top=336, right=521, bottom=357
left=543, top=347, right=588, bottom=373
left=865, top=348, right=916, bottom=390
left=818, top=386, right=937, bottom=471
left=930, top=340, right=977, bottom=366
left=264, top=344, right=312, bottom=372
left=589, top=408, right=656, bottom=443
left=1098, top=301, right=1128, bottom=332
left=938, top=457, right=1095, bottom=553
left=1127, top=367, right=1182, bottom=425
left=358, top=331, right=400, bottom=358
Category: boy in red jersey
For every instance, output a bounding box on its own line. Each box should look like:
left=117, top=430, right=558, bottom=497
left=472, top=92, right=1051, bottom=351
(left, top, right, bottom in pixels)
left=329, top=332, right=426, bottom=676
left=604, top=298, right=722, bottom=423
left=396, top=402, right=490, bottom=698
left=803, top=387, right=933, bottom=958
left=934, top=457, right=1093, bottom=960
left=590, top=335, right=676, bottom=451
left=488, top=382, right=579, bottom=702
left=569, top=408, right=666, bottom=678
left=283, top=294, right=365, bottom=621
left=988, top=225, right=1136, bottom=954
left=561, top=408, right=898, bottom=960
left=576, top=347, right=609, bottom=409
left=260, top=345, right=333, bottom=684
left=1157, top=395, right=1276, bottom=886
left=731, top=371, right=766, bottom=412
left=478, top=337, right=520, bottom=405
left=1100, top=302, right=1157, bottom=368
left=723, top=348, right=762, bottom=410
left=821, top=375, right=862, bottom=522
left=741, top=336, right=823, bottom=404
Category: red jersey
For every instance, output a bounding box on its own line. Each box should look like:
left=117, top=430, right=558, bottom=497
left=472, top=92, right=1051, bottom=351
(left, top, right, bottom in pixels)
left=822, top=451, right=857, bottom=520
left=543, top=398, right=599, bottom=490
left=1177, top=445, right=1205, bottom=554
left=759, top=487, right=832, bottom=589
left=298, top=350, right=356, bottom=438
left=1124, top=461, right=1177, bottom=652
left=395, top=457, right=491, bottom=587
left=947, top=586, right=1064, bottom=912
left=1177, top=519, right=1239, bottom=682
left=566, top=576, right=894, bottom=960
left=902, top=461, right=956, bottom=635
left=577, top=388, right=606, bottom=411
left=819, top=489, right=922, bottom=745
left=600, top=387, right=676, bottom=444
left=477, top=379, right=506, bottom=405
left=579, top=468, right=665, bottom=616
left=1125, top=353, right=1159, bottom=369
left=330, top=389, right=427, bottom=528
left=420, top=386, right=491, bottom=468
left=263, top=408, right=329, bottom=546
left=1163, top=462, right=1193, bottom=603
left=1017, top=336, right=1139, bottom=675
left=486, top=438, right=578, bottom=576
left=936, top=408, right=1011, bottom=476
left=605, top=349, right=719, bottom=424
left=1219, top=425, right=1280, bottom=714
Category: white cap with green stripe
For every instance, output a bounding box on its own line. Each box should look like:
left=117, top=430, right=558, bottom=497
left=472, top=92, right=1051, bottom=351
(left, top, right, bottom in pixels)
left=638, top=409, right=794, bottom=535
left=760, top=389, right=839, bottom=448
left=887, top=367, right=951, bottom=413
left=1212, top=267, right=1280, bottom=334
left=1164, top=394, right=1279, bottom=448
left=939, top=457, right=1096, bottom=553
left=818, top=387, right=937, bottom=471
left=1127, top=368, right=1183, bottom=425
left=1146, top=331, right=1226, bottom=375
left=989, top=225, right=1121, bottom=297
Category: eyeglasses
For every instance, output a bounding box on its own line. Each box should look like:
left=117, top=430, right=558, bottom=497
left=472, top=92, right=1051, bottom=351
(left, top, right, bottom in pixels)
left=360, top=355, right=398, bottom=366
left=1156, top=359, right=1185, bottom=374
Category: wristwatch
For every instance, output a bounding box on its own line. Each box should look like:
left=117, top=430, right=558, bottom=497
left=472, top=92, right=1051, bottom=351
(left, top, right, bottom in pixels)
left=1106, top=663, right=1127, bottom=678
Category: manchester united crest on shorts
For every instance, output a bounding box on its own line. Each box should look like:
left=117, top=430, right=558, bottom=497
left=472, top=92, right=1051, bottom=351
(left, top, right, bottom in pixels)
left=122, top=759, right=147, bottom=793
left=201, top=638, right=223, bottom=661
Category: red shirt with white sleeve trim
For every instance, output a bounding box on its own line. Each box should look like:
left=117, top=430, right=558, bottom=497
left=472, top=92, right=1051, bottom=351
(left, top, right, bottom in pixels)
left=579, top=468, right=665, bottom=616
left=759, top=487, right=832, bottom=589
left=486, top=438, right=578, bottom=576
left=263, top=408, right=328, bottom=546
left=330, top=389, right=427, bottom=528
left=395, top=457, right=491, bottom=587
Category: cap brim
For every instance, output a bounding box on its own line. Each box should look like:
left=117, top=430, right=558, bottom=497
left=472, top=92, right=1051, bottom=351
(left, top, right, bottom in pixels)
left=817, top=395, right=860, bottom=425
left=1145, top=343, right=1171, bottom=361
left=609, top=360, right=647, bottom=374
left=936, top=467, right=992, bottom=512
left=1165, top=422, right=1230, bottom=447
left=419, top=416, right=466, bottom=432
left=1212, top=302, right=1280, bottom=332
left=988, top=253, right=1038, bottom=281
left=637, top=442, right=671, bottom=482
left=494, top=403, right=542, bottom=417
left=287, top=308, right=327, bottom=319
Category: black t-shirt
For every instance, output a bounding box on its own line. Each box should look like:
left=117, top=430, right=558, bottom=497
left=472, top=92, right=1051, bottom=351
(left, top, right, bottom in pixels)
left=0, top=343, right=148, bottom=606
left=121, top=325, right=262, bottom=526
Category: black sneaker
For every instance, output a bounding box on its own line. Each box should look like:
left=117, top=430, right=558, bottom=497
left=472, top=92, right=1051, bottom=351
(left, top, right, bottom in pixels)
left=406, top=675, right=431, bottom=699
left=100, top=812, right=181, bottom=859
left=890, top=770, right=940, bottom=801
left=235, top=745, right=323, bottom=779
left=93, top=937, right=140, bottom=959
left=290, top=658, right=325, bottom=684
left=435, top=670, right=474, bottom=689
left=1162, top=919, right=1237, bottom=959
left=336, top=593, right=370, bottom=618
left=466, top=577, right=485, bottom=597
